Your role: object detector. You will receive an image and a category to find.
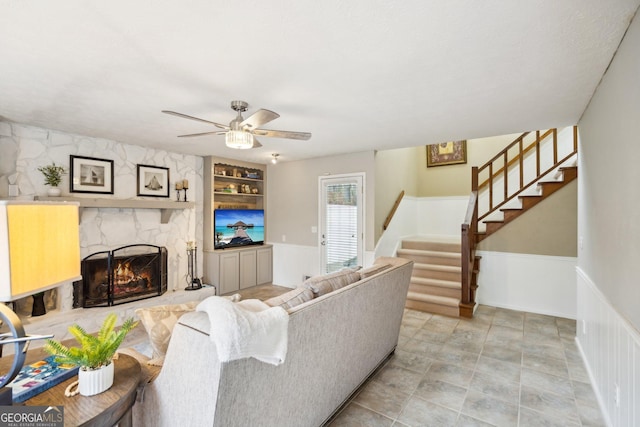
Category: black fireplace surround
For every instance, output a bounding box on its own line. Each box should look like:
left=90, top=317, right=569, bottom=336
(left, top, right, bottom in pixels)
left=74, top=244, right=167, bottom=308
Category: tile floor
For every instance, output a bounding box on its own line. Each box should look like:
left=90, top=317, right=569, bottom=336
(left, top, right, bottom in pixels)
left=125, top=285, right=605, bottom=426
left=328, top=305, right=605, bottom=427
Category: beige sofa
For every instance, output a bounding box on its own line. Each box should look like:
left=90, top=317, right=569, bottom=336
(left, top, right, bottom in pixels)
left=131, top=256, right=413, bottom=427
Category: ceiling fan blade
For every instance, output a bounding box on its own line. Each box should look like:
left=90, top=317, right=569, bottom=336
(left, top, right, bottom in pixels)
left=241, top=109, right=280, bottom=129
left=252, top=137, right=263, bottom=148
left=178, top=131, right=226, bottom=138
left=252, top=129, right=311, bottom=140
left=162, top=110, right=228, bottom=130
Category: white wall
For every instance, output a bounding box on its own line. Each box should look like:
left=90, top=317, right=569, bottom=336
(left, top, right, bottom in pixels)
left=577, top=10, right=640, bottom=333
left=476, top=251, right=577, bottom=318
left=576, top=10, right=640, bottom=427
left=267, top=151, right=375, bottom=250
left=375, top=195, right=468, bottom=258
left=267, top=151, right=376, bottom=287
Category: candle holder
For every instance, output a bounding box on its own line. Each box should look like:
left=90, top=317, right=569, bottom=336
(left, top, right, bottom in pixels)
left=183, top=188, right=188, bottom=202
left=176, top=189, right=182, bottom=202
left=185, top=241, right=202, bottom=291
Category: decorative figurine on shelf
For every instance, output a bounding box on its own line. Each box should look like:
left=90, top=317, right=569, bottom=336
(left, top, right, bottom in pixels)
left=185, top=241, right=202, bottom=291
left=182, top=179, right=189, bottom=202
left=175, top=181, right=183, bottom=201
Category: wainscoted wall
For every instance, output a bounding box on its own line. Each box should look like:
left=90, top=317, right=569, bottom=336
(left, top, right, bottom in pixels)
left=374, top=195, right=579, bottom=319
left=1, top=120, right=205, bottom=335
left=476, top=251, right=577, bottom=319
left=576, top=268, right=640, bottom=427
left=415, top=196, right=469, bottom=236
left=374, top=195, right=469, bottom=259
left=271, top=243, right=320, bottom=288
left=271, top=242, right=376, bottom=288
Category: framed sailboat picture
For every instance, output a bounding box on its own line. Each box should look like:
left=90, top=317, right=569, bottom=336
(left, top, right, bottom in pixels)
left=137, top=164, right=170, bottom=197
left=70, top=155, right=114, bottom=194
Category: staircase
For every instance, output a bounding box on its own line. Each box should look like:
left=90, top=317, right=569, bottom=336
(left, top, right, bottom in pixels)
left=397, top=237, right=463, bottom=317
left=478, top=164, right=578, bottom=241
left=398, top=127, right=578, bottom=318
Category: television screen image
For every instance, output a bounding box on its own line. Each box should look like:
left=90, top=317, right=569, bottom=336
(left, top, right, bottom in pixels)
left=214, top=209, right=265, bottom=249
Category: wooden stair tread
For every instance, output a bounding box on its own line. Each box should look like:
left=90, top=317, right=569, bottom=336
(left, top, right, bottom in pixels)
left=414, top=263, right=461, bottom=273
left=406, top=291, right=460, bottom=306
left=397, top=248, right=461, bottom=258
left=518, top=194, right=542, bottom=200
left=410, top=277, right=461, bottom=289
left=401, top=238, right=461, bottom=253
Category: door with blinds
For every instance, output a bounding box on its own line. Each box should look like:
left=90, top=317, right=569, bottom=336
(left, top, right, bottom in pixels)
left=319, top=174, right=364, bottom=274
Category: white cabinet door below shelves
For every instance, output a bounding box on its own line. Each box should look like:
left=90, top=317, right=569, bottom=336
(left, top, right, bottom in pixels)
left=257, top=247, right=273, bottom=285
left=219, top=252, right=240, bottom=295
left=239, top=250, right=257, bottom=289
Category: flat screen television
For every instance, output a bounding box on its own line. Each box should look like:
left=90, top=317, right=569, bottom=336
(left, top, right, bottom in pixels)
left=214, top=209, right=265, bottom=249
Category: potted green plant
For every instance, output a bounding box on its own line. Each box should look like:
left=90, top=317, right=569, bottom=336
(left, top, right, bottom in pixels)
left=37, top=162, right=66, bottom=196
left=44, top=314, right=138, bottom=396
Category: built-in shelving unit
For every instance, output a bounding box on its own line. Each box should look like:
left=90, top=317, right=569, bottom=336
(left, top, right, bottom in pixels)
left=34, top=196, right=195, bottom=224
left=211, top=165, right=264, bottom=208
left=203, top=156, right=266, bottom=251
left=202, top=157, right=272, bottom=289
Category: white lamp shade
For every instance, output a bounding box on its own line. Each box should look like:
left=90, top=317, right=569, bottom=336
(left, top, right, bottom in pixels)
left=225, top=130, right=254, bottom=149
left=0, top=201, right=81, bottom=301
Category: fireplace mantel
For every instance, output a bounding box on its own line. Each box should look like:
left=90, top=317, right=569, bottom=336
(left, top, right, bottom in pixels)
left=34, top=196, right=195, bottom=224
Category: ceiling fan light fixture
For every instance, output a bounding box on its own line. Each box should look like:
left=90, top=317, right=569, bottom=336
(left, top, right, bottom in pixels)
left=225, top=130, right=254, bottom=149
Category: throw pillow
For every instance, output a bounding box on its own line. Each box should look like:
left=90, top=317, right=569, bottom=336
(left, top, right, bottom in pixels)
left=135, top=301, right=199, bottom=366
left=264, top=287, right=314, bottom=310
left=302, top=268, right=362, bottom=297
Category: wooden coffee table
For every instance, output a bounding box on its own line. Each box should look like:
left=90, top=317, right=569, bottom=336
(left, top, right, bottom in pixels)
left=0, top=349, right=141, bottom=427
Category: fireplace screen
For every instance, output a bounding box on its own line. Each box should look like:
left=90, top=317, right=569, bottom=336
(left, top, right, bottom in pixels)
left=74, top=244, right=167, bottom=308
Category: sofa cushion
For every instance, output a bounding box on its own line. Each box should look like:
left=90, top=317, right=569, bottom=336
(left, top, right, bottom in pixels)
left=136, top=294, right=241, bottom=365
left=136, top=301, right=199, bottom=366
left=264, top=287, right=314, bottom=310
left=302, top=268, right=362, bottom=297
left=360, top=263, right=392, bottom=279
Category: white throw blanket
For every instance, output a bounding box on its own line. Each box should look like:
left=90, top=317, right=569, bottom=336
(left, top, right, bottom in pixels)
left=196, top=297, right=289, bottom=366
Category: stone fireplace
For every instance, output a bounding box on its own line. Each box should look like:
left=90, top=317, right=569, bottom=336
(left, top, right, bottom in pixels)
left=73, top=244, right=168, bottom=308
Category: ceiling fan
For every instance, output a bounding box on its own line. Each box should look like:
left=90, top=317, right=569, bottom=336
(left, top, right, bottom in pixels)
left=162, top=100, right=311, bottom=149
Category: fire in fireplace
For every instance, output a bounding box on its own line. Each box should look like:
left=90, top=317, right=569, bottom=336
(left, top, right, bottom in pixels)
left=74, top=244, right=167, bottom=308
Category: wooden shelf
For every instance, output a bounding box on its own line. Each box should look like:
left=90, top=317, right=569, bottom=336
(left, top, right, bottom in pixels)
left=34, top=196, right=195, bottom=224
left=213, top=191, right=263, bottom=197
left=214, top=174, right=263, bottom=183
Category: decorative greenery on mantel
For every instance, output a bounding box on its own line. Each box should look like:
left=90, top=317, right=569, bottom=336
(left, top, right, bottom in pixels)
left=37, top=163, right=66, bottom=187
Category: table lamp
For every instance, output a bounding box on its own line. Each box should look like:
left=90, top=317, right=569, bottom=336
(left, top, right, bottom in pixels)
left=0, top=201, right=81, bottom=405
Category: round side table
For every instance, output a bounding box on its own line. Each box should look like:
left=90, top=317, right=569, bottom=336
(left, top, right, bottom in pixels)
left=24, top=353, right=141, bottom=427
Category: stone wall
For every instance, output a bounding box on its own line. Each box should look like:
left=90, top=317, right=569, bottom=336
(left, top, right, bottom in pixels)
left=0, top=120, right=204, bottom=316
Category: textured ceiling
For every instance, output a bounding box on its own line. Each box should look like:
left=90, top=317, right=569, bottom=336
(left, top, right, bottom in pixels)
left=1, top=1, right=638, bottom=164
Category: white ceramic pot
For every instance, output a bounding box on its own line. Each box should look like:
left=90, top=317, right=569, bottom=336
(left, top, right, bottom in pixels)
left=47, top=187, right=61, bottom=197
left=78, top=362, right=114, bottom=396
